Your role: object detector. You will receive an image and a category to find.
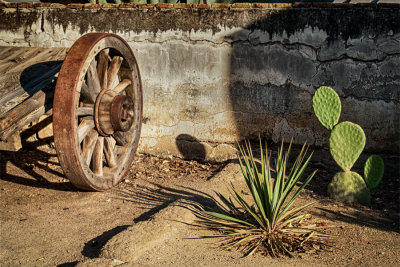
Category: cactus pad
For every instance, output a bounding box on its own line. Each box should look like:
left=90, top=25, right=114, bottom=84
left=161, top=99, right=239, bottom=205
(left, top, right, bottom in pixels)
left=312, top=86, right=341, bottom=130
left=328, top=171, right=371, bottom=204
left=364, top=155, right=384, bottom=190
left=330, top=121, right=366, bottom=171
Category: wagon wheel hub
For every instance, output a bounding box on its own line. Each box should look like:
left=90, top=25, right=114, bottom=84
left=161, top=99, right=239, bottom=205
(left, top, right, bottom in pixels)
left=111, top=95, right=135, bottom=132
left=94, top=89, right=135, bottom=136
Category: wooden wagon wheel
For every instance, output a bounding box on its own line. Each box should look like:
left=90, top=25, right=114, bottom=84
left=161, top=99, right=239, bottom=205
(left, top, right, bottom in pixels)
left=53, top=33, right=142, bottom=190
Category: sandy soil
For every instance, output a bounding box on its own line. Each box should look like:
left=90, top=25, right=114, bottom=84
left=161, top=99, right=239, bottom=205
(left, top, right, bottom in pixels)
left=0, top=144, right=399, bottom=267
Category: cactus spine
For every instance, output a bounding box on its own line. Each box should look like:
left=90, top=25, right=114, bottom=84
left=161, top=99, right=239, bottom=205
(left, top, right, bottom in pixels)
left=312, top=86, right=384, bottom=204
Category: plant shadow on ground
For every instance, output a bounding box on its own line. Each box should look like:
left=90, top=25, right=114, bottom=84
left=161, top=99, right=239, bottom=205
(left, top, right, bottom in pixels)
left=115, top=182, right=227, bottom=223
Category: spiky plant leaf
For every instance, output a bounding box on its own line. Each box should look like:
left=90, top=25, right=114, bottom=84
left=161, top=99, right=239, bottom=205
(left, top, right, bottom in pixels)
left=203, top=211, right=253, bottom=227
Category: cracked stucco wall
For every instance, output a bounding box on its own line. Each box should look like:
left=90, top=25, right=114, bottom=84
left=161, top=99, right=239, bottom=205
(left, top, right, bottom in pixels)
left=1, top=7, right=399, bottom=160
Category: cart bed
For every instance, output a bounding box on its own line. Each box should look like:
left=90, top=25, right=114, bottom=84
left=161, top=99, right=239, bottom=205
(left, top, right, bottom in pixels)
left=0, top=47, right=68, bottom=150
left=0, top=47, right=68, bottom=116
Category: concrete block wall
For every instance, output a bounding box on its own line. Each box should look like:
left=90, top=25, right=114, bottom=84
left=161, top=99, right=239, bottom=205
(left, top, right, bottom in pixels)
left=1, top=3, right=399, bottom=160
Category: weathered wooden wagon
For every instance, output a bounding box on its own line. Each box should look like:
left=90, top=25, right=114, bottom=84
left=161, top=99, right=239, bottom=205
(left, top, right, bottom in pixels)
left=0, top=33, right=143, bottom=191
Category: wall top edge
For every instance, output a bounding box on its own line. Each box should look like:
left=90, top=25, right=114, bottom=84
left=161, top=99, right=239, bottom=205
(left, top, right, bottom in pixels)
left=1, top=2, right=400, bottom=10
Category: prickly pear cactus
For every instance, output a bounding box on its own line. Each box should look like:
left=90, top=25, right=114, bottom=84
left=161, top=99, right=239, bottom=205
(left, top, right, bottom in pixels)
left=364, top=155, right=384, bottom=190
left=328, top=171, right=371, bottom=204
left=313, top=86, right=384, bottom=205
left=329, top=121, right=366, bottom=172
left=312, top=86, right=341, bottom=130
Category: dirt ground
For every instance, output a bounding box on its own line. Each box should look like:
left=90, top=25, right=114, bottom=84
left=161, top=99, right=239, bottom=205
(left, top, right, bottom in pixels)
left=0, top=143, right=399, bottom=267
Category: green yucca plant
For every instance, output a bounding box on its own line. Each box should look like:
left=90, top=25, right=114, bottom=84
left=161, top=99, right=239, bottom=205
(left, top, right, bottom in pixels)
left=197, top=140, right=329, bottom=257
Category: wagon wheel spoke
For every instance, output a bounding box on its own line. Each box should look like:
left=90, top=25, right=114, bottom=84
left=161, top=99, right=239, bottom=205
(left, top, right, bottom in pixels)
left=81, top=103, right=94, bottom=108
left=92, top=136, right=104, bottom=176
left=113, top=79, right=132, bottom=94
left=81, top=81, right=96, bottom=103
left=77, top=118, right=95, bottom=144
left=77, top=107, right=94, bottom=116
left=112, top=131, right=130, bottom=146
left=97, top=49, right=109, bottom=90
left=104, top=136, right=118, bottom=168
left=82, top=129, right=98, bottom=166
left=107, top=56, right=123, bottom=89
left=87, top=59, right=101, bottom=95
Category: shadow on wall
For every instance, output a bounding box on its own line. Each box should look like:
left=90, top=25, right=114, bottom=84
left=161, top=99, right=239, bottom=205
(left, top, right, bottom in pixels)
left=227, top=7, right=400, bottom=153
left=0, top=61, right=61, bottom=114
left=176, top=134, right=206, bottom=161
left=172, top=7, right=399, bottom=161
left=20, top=61, right=63, bottom=96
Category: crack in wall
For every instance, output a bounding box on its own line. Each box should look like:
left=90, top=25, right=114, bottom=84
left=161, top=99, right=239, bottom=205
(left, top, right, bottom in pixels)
left=40, top=10, right=44, bottom=32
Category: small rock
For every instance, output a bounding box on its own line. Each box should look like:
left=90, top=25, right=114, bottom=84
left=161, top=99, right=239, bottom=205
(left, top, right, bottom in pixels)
left=112, top=259, right=126, bottom=264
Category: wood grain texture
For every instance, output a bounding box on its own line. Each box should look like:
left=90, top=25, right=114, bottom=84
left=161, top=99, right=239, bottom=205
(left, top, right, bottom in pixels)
left=107, top=56, right=123, bottom=89
left=0, top=86, right=54, bottom=140
left=104, top=136, right=117, bottom=168
left=81, top=81, right=96, bottom=103
left=0, top=47, right=67, bottom=106
left=87, top=59, right=101, bottom=95
left=97, top=49, right=109, bottom=90
left=0, top=132, right=22, bottom=151
left=0, top=46, right=68, bottom=139
left=77, top=118, right=95, bottom=144
left=113, top=79, right=131, bottom=94
left=82, top=129, right=98, bottom=166
left=92, top=136, right=104, bottom=176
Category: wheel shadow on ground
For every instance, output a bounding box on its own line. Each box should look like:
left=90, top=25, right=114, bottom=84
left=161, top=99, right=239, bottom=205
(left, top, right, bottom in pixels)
left=81, top=225, right=130, bottom=259
left=77, top=182, right=226, bottom=261
left=115, top=182, right=227, bottom=223
left=0, top=128, right=75, bottom=191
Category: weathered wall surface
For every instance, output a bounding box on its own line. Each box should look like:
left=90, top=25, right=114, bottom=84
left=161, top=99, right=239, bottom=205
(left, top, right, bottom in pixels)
left=1, top=5, right=399, bottom=160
